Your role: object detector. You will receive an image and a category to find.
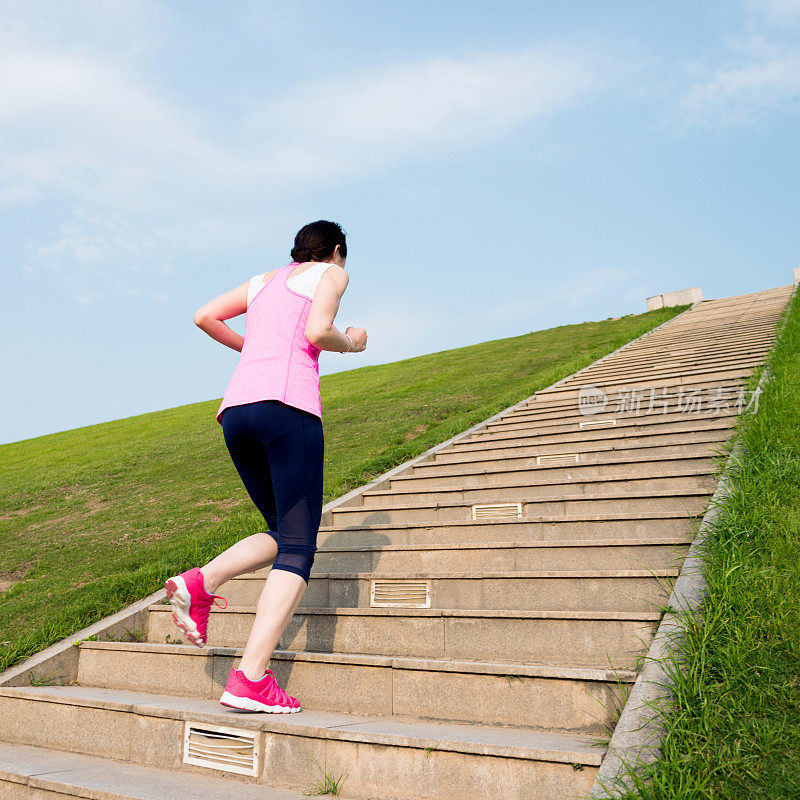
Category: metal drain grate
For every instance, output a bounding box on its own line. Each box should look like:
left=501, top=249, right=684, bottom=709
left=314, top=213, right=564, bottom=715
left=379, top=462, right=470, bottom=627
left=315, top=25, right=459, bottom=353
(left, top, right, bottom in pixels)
left=371, top=579, right=431, bottom=608
left=578, top=418, right=617, bottom=429
left=183, top=722, right=258, bottom=776
left=536, top=453, right=580, bottom=466
left=472, top=502, right=522, bottom=520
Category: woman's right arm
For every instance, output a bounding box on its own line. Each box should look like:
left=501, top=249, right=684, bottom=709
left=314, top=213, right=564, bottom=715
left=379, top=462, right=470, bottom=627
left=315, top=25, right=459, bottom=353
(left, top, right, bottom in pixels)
left=305, top=266, right=367, bottom=353
left=193, top=280, right=249, bottom=352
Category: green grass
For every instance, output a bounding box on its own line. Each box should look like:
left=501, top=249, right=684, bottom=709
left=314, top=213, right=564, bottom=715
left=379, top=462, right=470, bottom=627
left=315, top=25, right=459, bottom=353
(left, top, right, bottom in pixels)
left=303, top=755, right=348, bottom=796
left=0, top=306, right=686, bottom=674
left=596, top=289, right=800, bottom=799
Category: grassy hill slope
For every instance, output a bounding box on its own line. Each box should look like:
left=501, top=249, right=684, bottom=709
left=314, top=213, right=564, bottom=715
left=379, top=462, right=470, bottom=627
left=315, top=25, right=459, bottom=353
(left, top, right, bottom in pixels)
left=0, top=306, right=686, bottom=673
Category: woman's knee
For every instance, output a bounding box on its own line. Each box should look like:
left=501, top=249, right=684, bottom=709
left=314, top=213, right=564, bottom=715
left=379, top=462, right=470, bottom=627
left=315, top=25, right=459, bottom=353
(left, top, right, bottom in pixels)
left=273, top=542, right=317, bottom=583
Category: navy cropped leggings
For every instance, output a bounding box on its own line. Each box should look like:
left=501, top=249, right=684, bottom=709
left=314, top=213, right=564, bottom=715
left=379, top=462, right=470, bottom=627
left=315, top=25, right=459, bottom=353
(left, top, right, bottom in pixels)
left=220, top=399, right=324, bottom=584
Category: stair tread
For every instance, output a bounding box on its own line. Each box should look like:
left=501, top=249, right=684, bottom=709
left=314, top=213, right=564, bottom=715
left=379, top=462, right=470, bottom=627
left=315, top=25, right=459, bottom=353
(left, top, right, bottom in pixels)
left=333, top=487, right=712, bottom=511
left=455, top=416, right=735, bottom=436
left=469, top=411, right=737, bottom=428
left=0, top=685, right=606, bottom=764
left=77, top=640, right=640, bottom=682
left=0, top=741, right=307, bottom=800
left=305, top=537, right=694, bottom=551
left=227, top=568, right=681, bottom=580
left=397, top=450, right=718, bottom=475
left=360, top=467, right=715, bottom=496
left=321, top=510, right=701, bottom=530
left=319, top=511, right=701, bottom=532
left=148, top=603, right=663, bottom=620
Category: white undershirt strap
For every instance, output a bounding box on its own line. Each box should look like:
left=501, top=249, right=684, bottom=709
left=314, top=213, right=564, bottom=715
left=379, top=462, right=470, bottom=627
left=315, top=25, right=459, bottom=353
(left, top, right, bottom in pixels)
left=247, top=262, right=336, bottom=307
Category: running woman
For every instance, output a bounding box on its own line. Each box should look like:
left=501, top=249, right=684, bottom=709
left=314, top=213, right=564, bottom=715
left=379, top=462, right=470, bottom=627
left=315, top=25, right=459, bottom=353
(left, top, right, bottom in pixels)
left=164, top=220, right=367, bottom=713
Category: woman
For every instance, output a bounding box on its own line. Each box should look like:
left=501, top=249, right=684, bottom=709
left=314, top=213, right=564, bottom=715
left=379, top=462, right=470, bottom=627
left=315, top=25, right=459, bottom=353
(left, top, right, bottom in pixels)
left=164, top=220, right=367, bottom=713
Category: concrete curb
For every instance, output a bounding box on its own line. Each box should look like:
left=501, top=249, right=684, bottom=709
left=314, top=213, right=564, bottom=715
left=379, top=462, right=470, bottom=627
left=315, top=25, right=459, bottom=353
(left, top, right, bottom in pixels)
left=0, top=303, right=696, bottom=690
left=588, top=284, right=797, bottom=798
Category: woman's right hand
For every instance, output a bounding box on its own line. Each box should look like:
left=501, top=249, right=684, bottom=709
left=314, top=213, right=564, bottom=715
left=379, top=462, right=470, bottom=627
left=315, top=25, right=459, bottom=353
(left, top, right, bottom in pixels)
left=345, top=326, right=368, bottom=352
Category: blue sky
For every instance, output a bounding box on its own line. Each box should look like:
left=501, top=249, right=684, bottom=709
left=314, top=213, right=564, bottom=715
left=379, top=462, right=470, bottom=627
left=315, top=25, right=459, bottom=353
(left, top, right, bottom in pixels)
left=2, top=0, right=799, bottom=444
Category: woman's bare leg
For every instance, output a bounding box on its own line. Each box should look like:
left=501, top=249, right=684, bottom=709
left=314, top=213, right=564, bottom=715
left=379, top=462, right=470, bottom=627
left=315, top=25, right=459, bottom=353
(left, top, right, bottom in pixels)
left=236, top=569, right=307, bottom=680
left=199, top=533, right=278, bottom=594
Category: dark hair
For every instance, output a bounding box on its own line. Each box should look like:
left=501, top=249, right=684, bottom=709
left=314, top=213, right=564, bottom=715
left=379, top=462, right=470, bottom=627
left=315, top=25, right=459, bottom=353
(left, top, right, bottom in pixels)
left=290, top=220, right=347, bottom=263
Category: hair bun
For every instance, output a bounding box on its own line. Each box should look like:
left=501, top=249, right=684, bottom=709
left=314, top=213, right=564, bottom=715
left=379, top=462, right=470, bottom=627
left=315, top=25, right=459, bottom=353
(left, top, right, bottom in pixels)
left=291, top=220, right=347, bottom=264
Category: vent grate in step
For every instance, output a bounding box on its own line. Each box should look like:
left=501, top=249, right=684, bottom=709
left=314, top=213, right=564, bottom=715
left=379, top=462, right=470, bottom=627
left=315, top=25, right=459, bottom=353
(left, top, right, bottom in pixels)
left=578, top=418, right=617, bottom=429
left=536, top=453, right=580, bottom=466
left=183, top=722, right=259, bottom=776
left=472, top=502, right=522, bottom=520
left=371, top=579, right=431, bottom=608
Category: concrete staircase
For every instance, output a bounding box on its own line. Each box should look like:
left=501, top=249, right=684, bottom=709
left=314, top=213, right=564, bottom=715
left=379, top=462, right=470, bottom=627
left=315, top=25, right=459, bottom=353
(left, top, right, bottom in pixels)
left=0, top=286, right=793, bottom=800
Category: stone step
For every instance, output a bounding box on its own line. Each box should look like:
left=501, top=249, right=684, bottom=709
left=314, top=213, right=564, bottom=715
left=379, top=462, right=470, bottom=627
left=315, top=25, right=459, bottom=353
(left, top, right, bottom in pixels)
left=638, top=305, right=783, bottom=322
left=76, top=641, right=635, bottom=734
left=147, top=604, right=660, bottom=669
left=353, top=471, right=716, bottom=509
left=497, top=390, right=744, bottom=422
left=613, top=310, right=782, bottom=327
left=594, top=318, right=781, bottom=342
left=629, top=331, right=777, bottom=347
left=532, top=366, right=758, bottom=400
left=368, top=451, right=718, bottom=494
left=585, top=342, right=775, bottom=372
left=627, top=326, right=779, bottom=344
left=381, top=455, right=718, bottom=492
left=479, top=407, right=738, bottom=435
left=308, top=537, right=691, bottom=573
left=447, top=416, right=736, bottom=453
left=658, top=311, right=784, bottom=326
left=584, top=332, right=776, bottom=355
left=0, top=741, right=310, bottom=800
left=567, top=353, right=767, bottom=385
left=406, top=448, right=721, bottom=483
left=611, top=323, right=778, bottom=341
left=329, top=488, right=711, bottom=525
left=440, top=420, right=734, bottom=463
left=0, top=685, right=603, bottom=800
left=593, top=333, right=776, bottom=357
left=513, top=378, right=745, bottom=416
left=461, top=420, right=733, bottom=451
left=219, top=568, right=677, bottom=612
left=318, top=512, right=698, bottom=546
left=431, top=428, right=731, bottom=462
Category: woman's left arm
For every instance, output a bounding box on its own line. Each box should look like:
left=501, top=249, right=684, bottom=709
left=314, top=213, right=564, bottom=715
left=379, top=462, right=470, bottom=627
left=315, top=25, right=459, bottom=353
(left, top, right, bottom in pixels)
left=193, top=280, right=249, bottom=352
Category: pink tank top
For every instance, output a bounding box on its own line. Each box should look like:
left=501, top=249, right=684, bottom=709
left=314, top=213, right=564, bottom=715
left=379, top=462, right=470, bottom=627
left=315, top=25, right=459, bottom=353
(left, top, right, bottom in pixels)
left=216, top=262, right=322, bottom=424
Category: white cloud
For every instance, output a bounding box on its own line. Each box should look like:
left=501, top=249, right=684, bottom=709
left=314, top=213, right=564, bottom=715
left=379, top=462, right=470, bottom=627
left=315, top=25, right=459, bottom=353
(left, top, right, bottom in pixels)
left=676, top=50, right=800, bottom=129
left=672, top=1, right=800, bottom=130
left=250, top=47, right=601, bottom=170
left=0, top=3, right=604, bottom=303
left=0, top=0, right=167, bottom=57
left=746, top=0, right=800, bottom=21
left=1, top=44, right=600, bottom=207
left=73, top=289, right=105, bottom=306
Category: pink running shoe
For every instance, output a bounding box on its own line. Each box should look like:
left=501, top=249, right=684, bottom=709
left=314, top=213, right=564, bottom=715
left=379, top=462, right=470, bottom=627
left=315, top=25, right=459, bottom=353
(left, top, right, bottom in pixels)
left=219, top=666, right=301, bottom=713
left=164, top=567, right=227, bottom=648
